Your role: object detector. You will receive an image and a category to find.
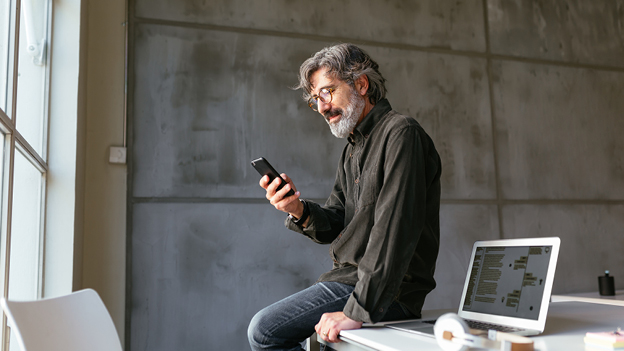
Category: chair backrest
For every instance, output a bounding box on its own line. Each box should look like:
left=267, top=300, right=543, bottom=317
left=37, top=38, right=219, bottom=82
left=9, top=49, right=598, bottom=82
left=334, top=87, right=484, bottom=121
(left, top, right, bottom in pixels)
left=0, top=289, right=122, bottom=351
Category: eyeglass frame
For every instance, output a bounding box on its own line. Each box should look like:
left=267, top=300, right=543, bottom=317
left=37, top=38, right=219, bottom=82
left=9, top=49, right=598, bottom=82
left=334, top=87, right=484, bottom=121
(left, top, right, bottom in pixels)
left=307, top=88, right=336, bottom=111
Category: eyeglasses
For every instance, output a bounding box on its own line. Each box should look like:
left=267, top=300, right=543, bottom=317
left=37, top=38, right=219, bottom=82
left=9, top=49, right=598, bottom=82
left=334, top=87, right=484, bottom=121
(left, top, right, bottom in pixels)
left=307, top=88, right=335, bottom=111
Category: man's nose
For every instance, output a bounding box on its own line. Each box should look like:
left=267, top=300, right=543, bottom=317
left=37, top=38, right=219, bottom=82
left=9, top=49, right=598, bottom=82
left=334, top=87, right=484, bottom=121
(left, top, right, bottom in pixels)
left=318, top=99, right=331, bottom=115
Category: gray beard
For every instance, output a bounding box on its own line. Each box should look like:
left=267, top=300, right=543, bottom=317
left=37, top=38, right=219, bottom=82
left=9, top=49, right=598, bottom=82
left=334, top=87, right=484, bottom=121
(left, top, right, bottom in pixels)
left=325, top=89, right=366, bottom=139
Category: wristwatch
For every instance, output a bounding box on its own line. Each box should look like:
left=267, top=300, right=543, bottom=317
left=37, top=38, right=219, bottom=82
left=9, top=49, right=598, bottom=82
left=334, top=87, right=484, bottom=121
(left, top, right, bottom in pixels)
left=290, top=200, right=309, bottom=226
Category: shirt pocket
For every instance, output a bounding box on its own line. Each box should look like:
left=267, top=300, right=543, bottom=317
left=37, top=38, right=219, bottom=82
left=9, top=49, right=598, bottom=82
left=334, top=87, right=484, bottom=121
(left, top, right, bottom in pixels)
left=357, top=164, right=380, bottom=209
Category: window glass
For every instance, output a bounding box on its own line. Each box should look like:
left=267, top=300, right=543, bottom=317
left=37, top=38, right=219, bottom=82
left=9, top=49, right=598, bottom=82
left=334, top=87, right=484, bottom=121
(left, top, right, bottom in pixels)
left=7, top=148, right=43, bottom=303
left=15, top=0, right=50, bottom=156
left=0, top=135, right=5, bottom=351
left=0, top=0, right=17, bottom=116
left=0, top=135, right=5, bottom=229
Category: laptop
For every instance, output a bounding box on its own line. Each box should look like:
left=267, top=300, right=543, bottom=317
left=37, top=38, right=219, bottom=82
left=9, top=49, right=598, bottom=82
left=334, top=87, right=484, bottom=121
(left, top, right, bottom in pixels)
left=387, top=237, right=561, bottom=337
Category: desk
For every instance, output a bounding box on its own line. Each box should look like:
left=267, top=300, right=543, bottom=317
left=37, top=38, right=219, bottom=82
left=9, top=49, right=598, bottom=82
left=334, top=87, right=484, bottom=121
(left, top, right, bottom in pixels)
left=551, top=289, right=624, bottom=306
left=319, top=301, right=624, bottom=351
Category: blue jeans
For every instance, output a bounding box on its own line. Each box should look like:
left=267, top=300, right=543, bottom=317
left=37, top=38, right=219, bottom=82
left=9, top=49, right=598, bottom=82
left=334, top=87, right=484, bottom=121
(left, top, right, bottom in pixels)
left=247, top=282, right=416, bottom=351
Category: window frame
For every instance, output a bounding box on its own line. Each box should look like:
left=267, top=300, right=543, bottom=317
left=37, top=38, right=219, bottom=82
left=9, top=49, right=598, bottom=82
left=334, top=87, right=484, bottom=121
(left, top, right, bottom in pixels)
left=0, top=0, right=52, bottom=349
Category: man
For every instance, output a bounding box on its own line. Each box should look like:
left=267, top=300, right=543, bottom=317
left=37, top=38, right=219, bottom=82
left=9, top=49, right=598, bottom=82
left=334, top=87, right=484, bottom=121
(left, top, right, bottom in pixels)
left=248, top=43, right=441, bottom=350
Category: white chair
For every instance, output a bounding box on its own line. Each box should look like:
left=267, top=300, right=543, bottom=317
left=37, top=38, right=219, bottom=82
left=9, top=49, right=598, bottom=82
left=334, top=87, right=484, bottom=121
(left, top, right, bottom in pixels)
left=0, top=289, right=122, bottom=351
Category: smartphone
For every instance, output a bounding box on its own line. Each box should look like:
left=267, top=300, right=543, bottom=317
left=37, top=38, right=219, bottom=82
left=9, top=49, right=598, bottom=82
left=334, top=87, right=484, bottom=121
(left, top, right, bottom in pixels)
left=251, top=157, right=295, bottom=197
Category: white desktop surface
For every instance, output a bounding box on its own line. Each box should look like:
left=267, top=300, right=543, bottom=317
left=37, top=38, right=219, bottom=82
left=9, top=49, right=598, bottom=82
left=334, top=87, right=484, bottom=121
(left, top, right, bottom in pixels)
left=551, top=289, right=624, bottom=306
left=321, top=301, right=624, bottom=351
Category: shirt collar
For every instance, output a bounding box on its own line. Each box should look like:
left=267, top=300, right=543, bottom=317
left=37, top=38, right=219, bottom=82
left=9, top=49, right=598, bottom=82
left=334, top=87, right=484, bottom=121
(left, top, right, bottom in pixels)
left=347, top=99, right=392, bottom=145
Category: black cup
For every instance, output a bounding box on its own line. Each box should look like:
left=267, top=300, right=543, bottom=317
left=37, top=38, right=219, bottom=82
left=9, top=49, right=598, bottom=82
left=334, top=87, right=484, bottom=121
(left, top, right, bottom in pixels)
left=598, top=271, right=615, bottom=296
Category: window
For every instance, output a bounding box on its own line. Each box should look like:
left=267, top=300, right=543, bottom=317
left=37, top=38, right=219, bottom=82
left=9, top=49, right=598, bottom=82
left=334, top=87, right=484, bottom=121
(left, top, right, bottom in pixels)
left=0, top=0, right=51, bottom=350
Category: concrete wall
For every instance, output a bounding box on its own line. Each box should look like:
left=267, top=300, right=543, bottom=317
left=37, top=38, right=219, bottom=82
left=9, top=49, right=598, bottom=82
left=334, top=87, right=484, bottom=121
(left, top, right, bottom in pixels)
left=127, top=1, right=624, bottom=350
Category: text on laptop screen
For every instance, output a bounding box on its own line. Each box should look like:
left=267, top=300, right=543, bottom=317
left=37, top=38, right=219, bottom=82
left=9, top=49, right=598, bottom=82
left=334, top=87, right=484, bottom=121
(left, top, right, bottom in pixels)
left=461, top=245, right=553, bottom=320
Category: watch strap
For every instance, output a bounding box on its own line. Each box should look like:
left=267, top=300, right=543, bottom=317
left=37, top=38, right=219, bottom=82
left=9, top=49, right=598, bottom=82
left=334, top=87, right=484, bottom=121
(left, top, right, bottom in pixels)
left=291, top=200, right=309, bottom=226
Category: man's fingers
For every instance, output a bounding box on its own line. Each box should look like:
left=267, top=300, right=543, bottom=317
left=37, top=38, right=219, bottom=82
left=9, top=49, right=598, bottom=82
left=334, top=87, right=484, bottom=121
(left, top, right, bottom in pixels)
left=279, top=173, right=299, bottom=193
left=317, top=327, right=339, bottom=343
left=314, top=312, right=361, bottom=343
left=276, top=182, right=294, bottom=198
left=264, top=177, right=282, bottom=201
left=267, top=177, right=282, bottom=193
left=315, top=318, right=326, bottom=340
left=259, top=175, right=270, bottom=189
left=327, top=329, right=340, bottom=343
left=271, top=181, right=299, bottom=205
left=315, top=314, right=331, bottom=342
left=269, top=182, right=288, bottom=205
left=273, top=192, right=300, bottom=212
left=260, top=174, right=301, bottom=214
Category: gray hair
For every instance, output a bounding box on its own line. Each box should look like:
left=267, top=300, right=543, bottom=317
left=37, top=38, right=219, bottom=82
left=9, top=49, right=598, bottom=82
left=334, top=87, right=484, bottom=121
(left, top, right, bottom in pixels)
left=294, top=43, right=387, bottom=105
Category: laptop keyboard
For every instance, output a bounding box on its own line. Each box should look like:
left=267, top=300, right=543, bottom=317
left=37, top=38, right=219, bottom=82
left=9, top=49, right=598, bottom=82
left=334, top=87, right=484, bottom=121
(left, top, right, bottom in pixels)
left=420, top=318, right=522, bottom=333
left=465, top=320, right=522, bottom=333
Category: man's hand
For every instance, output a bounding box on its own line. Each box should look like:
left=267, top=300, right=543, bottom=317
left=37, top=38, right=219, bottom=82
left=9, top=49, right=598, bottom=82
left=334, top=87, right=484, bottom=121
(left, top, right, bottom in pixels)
left=259, top=173, right=304, bottom=218
left=315, top=312, right=363, bottom=343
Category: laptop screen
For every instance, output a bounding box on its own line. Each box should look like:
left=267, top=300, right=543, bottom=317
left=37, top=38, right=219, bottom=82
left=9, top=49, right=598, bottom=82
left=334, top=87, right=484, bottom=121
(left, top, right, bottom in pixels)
left=461, top=245, right=554, bottom=320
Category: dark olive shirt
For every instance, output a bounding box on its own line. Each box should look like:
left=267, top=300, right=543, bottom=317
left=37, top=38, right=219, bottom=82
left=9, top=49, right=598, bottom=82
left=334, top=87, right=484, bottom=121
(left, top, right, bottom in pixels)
left=286, top=99, right=441, bottom=323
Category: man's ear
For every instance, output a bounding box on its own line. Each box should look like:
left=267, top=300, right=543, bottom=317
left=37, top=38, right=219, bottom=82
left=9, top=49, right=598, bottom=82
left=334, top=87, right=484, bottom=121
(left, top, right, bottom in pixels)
left=354, top=75, right=369, bottom=96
